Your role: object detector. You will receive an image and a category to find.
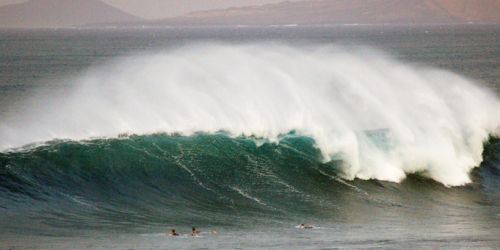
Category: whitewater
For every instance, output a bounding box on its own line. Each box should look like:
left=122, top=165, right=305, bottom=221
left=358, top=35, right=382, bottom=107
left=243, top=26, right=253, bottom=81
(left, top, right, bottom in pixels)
left=1, top=44, right=499, bottom=186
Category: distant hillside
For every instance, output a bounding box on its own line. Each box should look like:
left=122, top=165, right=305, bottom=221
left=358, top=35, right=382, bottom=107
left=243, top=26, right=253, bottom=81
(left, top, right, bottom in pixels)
left=0, top=0, right=142, bottom=28
left=156, top=0, right=500, bottom=26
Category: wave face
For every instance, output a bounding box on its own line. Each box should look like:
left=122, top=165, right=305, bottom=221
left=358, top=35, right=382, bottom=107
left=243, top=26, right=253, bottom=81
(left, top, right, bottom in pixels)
left=1, top=134, right=499, bottom=230
left=1, top=44, right=499, bottom=186
left=0, top=135, right=328, bottom=228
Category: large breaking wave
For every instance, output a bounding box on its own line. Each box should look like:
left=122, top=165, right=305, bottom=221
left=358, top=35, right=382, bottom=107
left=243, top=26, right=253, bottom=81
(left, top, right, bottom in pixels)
left=1, top=44, right=499, bottom=186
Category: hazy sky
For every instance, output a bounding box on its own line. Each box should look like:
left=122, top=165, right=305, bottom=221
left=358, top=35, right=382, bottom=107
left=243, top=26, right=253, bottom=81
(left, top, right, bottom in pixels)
left=0, top=0, right=299, bottom=19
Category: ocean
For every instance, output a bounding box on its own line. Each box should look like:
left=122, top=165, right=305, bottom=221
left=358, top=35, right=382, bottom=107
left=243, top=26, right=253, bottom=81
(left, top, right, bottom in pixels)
left=0, top=25, right=499, bottom=249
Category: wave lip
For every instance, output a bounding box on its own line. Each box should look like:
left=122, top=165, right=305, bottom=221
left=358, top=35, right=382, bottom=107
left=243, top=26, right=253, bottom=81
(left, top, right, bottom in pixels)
left=1, top=44, right=499, bottom=186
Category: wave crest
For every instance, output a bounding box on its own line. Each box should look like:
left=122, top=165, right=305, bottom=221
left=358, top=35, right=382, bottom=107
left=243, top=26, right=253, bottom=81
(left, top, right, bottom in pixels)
left=1, top=44, right=499, bottom=186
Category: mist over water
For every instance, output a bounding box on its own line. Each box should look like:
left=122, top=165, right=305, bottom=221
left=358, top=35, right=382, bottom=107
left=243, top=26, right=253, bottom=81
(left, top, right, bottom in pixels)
left=1, top=44, right=499, bottom=186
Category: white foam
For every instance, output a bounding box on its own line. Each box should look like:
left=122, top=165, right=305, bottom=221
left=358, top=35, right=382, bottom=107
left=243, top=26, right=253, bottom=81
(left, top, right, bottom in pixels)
left=1, top=44, right=499, bottom=186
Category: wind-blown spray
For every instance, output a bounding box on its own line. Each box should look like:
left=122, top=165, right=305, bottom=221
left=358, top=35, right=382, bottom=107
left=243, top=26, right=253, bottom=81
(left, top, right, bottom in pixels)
left=1, top=44, right=499, bottom=186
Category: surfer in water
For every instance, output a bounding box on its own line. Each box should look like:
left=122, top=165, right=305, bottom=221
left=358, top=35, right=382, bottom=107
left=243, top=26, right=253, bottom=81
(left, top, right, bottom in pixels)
left=168, top=229, right=179, bottom=236
left=191, top=227, right=200, bottom=236
left=299, top=223, right=314, bottom=229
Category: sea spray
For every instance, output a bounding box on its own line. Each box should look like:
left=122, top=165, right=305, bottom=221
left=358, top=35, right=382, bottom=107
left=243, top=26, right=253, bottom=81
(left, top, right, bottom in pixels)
left=1, top=44, right=499, bottom=186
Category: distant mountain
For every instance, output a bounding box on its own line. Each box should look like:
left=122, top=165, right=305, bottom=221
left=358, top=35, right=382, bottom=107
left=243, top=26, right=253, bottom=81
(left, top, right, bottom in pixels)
left=156, top=0, right=500, bottom=26
left=0, top=0, right=142, bottom=28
